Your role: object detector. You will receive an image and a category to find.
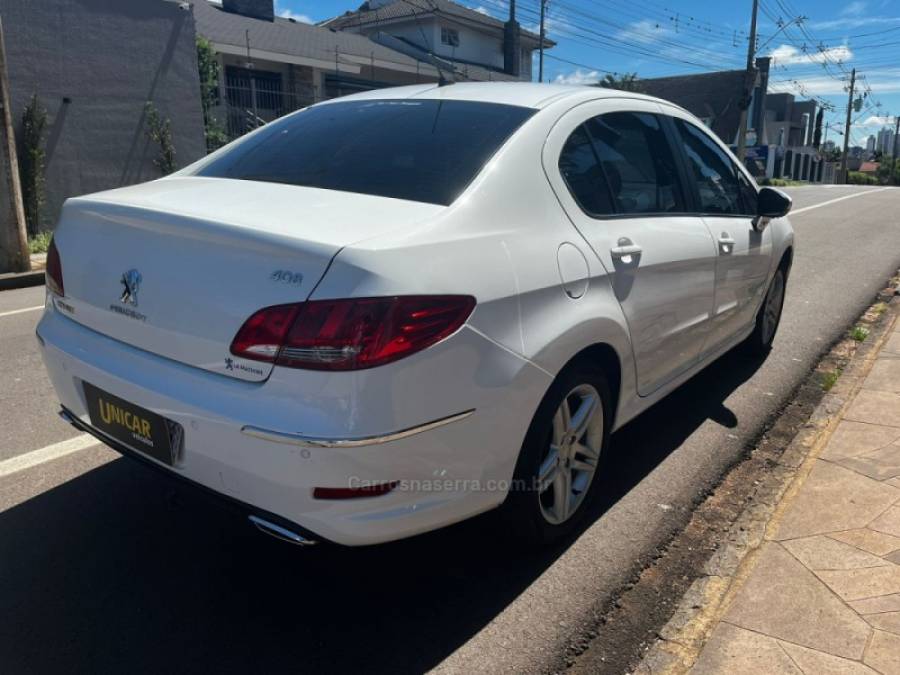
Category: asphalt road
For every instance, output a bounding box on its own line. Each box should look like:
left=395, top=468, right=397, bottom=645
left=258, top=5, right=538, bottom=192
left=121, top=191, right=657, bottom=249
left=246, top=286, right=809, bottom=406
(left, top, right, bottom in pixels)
left=0, top=185, right=898, bottom=674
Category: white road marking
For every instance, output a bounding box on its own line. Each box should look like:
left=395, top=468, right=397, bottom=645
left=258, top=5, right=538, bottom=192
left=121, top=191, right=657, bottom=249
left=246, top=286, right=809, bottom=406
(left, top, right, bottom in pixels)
left=790, top=187, right=892, bottom=216
left=0, top=434, right=99, bottom=478
left=0, top=305, right=43, bottom=318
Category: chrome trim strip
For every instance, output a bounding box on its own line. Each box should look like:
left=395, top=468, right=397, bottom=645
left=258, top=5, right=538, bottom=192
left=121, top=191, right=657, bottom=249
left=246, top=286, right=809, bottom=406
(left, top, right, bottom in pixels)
left=248, top=515, right=318, bottom=546
left=241, top=409, right=476, bottom=448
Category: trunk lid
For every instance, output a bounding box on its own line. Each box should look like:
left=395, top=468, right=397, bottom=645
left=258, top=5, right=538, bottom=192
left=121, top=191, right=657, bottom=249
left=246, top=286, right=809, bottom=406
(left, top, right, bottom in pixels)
left=52, top=177, right=443, bottom=381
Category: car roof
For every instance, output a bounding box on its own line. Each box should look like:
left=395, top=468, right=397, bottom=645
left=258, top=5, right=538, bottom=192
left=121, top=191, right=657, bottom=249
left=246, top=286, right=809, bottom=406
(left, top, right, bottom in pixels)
left=317, top=81, right=677, bottom=111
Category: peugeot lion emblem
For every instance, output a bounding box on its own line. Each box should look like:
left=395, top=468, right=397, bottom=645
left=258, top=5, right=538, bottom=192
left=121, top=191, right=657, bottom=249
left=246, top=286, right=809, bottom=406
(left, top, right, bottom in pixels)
left=119, top=269, right=142, bottom=306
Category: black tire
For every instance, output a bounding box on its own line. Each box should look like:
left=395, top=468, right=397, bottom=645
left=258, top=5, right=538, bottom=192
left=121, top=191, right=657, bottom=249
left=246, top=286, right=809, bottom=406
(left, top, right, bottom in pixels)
left=743, top=266, right=787, bottom=356
left=500, top=360, right=612, bottom=546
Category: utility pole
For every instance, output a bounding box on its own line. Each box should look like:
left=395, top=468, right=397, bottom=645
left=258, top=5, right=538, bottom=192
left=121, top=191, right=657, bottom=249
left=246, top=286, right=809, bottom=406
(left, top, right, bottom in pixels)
left=893, top=113, right=900, bottom=185
left=538, top=0, right=547, bottom=83
left=735, top=0, right=759, bottom=164
left=839, top=68, right=856, bottom=185
left=0, top=17, right=30, bottom=273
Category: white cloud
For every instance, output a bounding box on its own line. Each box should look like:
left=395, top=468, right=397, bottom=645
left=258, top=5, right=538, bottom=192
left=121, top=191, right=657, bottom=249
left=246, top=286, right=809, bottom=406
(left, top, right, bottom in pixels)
left=810, top=15, right=900, bottom=29
left=858, top=115, right=897, bottom=127
left=842, top=1, right=867, bottom=16
left=769, top=43, right=853, bottom=66
left=769, top=68, right=900, bottom=96
left=616, top=19, right=671, bottom=45
left=526, top=14, right=568, bottom=36
left=553, top=69, right=601, bottom=86
left=274, top=2, right=311, bottom=23
left=473, top=5, right=490, bottom=15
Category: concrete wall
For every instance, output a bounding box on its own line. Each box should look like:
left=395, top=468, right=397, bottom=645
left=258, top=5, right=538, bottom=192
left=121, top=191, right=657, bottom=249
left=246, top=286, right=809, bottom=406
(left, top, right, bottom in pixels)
left=0, top=0, right=206, bottom=231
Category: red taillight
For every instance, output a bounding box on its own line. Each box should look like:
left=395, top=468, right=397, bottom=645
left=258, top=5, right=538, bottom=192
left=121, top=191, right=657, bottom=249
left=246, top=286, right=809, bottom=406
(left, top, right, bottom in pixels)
left=46, top=237, right=64, bottom=297
left=313, top=481, right=399, bottom=500
left=230, top=295, right=475, bottom=371
left=229, top=303, right=300, bottom=361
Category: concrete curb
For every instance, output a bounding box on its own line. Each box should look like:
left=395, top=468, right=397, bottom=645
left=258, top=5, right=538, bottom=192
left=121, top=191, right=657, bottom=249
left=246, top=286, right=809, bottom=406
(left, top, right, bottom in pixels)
left=0, top=270, right=45, bottom=292
left=635, top=291, right=900, bottom=674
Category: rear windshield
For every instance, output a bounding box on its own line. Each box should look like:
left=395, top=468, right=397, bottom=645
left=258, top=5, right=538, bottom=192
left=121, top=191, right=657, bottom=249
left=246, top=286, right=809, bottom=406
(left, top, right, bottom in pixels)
left=195, top=99, right=535, bottom=206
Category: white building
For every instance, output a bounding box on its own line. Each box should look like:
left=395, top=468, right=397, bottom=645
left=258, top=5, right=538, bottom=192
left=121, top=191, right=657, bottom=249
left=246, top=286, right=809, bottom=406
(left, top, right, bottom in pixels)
left=866, top=134, right=876, bottom=155
left=189, top=0, right=540, bottom=143
left=322, top=0, right=552, bottom=82
left=877, top=127, right=896, bottom=156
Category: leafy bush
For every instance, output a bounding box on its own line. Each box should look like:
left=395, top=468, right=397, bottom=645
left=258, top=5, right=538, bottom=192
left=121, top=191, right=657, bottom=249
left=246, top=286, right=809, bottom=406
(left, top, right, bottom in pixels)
left=847, top=171, right=878, bottom=185
left=821, top=369, right=841, bottom=392
left=850, top=325, right=870, bottom=342
left=759, top=178, right=805, bottom=187
left=28, top=231, right=52, bottom=254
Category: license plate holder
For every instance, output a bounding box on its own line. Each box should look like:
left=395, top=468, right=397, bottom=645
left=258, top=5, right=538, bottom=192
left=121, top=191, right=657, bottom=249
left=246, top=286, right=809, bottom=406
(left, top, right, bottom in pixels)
left=82, top=381, right=178, bottom=465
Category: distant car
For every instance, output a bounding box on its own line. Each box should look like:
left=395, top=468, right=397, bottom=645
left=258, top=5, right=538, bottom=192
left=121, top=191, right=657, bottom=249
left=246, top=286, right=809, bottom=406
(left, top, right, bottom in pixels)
left=38, top=83, right=793, bottom=546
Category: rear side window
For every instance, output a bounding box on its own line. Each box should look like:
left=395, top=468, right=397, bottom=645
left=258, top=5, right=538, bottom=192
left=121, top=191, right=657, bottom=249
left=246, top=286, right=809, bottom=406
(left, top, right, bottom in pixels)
left=587, top=112, right=684, bottom=215
left=558, top=112, right=684, bottom=217
left=558, top=124, right=615, bottom=216
left=195, top=99, right=535, bottom=206
left=673, top=119, right=743, bottom=215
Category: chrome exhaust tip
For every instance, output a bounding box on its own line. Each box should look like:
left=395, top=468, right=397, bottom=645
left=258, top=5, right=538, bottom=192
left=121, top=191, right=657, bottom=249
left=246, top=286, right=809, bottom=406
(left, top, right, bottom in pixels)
left=248, top=515, right=318, bottom=546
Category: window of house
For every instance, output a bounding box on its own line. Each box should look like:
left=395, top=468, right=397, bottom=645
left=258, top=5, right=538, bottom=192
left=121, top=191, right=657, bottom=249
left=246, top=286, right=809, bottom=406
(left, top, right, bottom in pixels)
left=441, top=27, right=460, bottom=47
left=558, top=124, right=615, bottom=216
left=673, top=118, right=743, bottom=215
left=586, top=112, right=685, bottom=215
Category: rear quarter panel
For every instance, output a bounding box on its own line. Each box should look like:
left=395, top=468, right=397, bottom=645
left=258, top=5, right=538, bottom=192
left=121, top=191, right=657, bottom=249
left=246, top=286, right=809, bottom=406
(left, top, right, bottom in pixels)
left=314, top=99, right=638, bottom=429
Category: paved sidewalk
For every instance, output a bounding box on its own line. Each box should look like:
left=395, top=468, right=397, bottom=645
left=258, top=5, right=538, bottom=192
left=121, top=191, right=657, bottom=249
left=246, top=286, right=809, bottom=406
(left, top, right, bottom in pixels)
left=691, top=322, right=900, bottom=674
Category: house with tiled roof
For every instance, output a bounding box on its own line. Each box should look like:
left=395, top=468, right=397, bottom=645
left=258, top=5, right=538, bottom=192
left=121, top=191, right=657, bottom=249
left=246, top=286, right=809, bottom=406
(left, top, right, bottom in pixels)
left=189, top=0, right=546, bottom=141
left=321, top=0, right=554, bottom=82
left=189, top=0, right=452, bottom=138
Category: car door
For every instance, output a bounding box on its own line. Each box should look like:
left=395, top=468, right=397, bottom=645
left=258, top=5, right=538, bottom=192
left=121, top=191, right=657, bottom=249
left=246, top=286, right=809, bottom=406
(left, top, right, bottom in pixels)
left=544, top=99, right=718, bottom=396
left=668, top=114, right=774, bottom=354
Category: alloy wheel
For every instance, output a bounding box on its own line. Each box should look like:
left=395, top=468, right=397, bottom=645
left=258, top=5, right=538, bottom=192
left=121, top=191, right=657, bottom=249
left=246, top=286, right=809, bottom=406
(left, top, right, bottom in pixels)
left=537, top=383, right=604, bottom=525
left=762, top=271, right=785, bottom=345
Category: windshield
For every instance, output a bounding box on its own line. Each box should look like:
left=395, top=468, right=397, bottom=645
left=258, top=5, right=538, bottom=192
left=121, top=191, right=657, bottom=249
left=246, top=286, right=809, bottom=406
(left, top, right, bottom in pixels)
left=195, top=99, right=536, bottom=206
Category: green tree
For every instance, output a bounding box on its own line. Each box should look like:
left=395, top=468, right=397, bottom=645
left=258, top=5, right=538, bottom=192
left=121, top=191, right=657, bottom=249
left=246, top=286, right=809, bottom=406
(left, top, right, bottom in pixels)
left=196, top=36, right=227, bottom=151
left=144, top=102, right=177, bottom=175
left=595, top=72, right=643, bottom=92
left=876, top=158, right=899, bottom=185
left=20, top=94, right=48, bottom=236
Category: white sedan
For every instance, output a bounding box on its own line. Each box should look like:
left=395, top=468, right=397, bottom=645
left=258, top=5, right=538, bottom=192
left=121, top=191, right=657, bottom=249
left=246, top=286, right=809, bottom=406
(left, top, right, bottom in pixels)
left=38, top=83, right=793, bottom=546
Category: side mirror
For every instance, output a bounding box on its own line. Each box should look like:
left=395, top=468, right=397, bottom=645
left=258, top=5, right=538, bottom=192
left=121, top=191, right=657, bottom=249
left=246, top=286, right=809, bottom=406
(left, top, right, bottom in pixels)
left=757, top=187, right=792, bottom=219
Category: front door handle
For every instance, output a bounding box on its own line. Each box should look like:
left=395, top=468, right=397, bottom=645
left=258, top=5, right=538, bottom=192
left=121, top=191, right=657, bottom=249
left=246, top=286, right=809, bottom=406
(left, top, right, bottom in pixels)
left=611, top=238, right=642, bottom=259
left=718, top=233, right=735, bottom=255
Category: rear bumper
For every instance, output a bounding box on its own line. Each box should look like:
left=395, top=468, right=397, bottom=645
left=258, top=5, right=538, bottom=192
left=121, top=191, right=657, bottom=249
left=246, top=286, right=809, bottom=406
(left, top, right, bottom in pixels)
left=58, top=406, right=321, bottom=545
left=37, top=303, right=550, bottom=546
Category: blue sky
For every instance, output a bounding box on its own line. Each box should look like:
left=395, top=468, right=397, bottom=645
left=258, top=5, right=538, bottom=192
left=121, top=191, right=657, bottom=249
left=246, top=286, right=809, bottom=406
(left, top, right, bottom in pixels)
left=275, top=0, right=899, bottom=148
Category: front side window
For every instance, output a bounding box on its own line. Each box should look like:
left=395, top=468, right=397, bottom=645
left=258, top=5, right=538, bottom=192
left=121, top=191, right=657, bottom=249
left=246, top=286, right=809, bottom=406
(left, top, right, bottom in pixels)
left=558, top=124, right=614, bottom=216
left=196, top=99, right=534, bottom=206
left=586, top=112, right=685, bottom=215
left=736, top=170, right=758, bottom=216
left=441, top=27, right=460, bottom=46
left=673, top=118, right=743, bottom=215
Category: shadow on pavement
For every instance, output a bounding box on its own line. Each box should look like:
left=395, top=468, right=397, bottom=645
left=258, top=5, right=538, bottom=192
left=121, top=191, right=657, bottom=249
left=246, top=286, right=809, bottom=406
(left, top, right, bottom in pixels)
left=0, top=349, right=764, bottom=674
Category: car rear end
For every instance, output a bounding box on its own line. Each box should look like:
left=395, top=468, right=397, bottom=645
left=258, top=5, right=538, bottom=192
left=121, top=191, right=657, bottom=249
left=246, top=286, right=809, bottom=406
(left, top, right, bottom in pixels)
left=37, top=94, right=550, bottom=545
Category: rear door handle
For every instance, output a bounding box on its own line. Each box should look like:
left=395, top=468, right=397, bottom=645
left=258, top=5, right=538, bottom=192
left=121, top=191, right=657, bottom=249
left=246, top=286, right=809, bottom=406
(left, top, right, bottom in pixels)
left=611, top=239, right=642, bottom=259
left=718, top=233, right=735, bottom=255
